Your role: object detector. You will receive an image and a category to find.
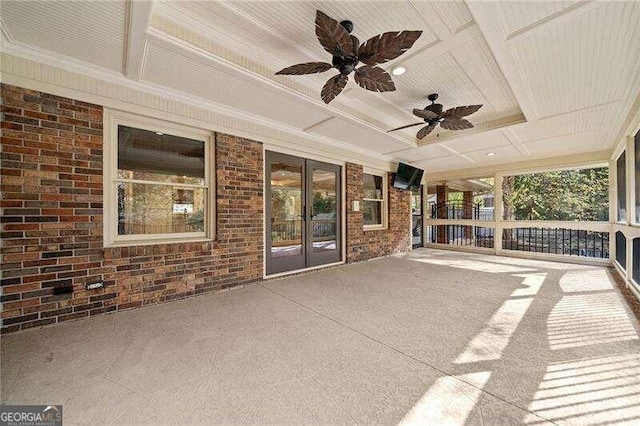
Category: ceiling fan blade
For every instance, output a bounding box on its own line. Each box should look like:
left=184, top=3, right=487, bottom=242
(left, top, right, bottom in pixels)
left=440, top=118, right=473, bottom=131
left=387, top=122, right=424, bottom=133
left=354, top=66, right=395, bottom=92
left=412, top=109, right=439, bottom=120
left=417, top=124, right=436, bottom=139
left=358, top=30, right=422, bottom=65
left=275, top=62, right=333, bottom=75
left=442, top=104, right=483, bottom=119
left=315, top=10, right=354, bottom=57
left=321, top=74, right=348, bottom=104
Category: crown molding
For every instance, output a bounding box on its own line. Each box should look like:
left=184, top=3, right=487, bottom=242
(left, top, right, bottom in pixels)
left=0, top=48, right=394, bottom=172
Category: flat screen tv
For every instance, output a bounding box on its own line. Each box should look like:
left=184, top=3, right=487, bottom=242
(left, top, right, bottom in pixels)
left=393, top=162, right=424, bottom=191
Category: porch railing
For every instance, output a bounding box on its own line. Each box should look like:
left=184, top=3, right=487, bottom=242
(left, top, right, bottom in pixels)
left=425, top=219, right=610, bottom=260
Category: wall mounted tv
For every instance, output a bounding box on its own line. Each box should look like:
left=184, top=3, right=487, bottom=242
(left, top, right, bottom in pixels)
left=393, top=162, right=424, bottom=191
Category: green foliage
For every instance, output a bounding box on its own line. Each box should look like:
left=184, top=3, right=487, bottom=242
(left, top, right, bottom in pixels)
left=505, top=168, right=609, bottom=221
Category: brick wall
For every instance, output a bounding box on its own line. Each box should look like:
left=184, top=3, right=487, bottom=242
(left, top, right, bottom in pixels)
left=1, top=85, right=411, bottom=334
left=1, top=84, right=263, bottom=333
left=345, top=163, right=411, bottom=263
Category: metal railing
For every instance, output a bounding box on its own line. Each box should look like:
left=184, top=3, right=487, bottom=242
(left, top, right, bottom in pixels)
left=424, top=218, right=611, bottom=261
left=428, top=225, right=495, bottom=248
left=430, top=200, right=481, bottom=220
left=502, top=227, right=609, bottom=259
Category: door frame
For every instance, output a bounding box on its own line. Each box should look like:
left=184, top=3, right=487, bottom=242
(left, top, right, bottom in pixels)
left=412, top=185, right=425, bottom=249
left=264, top=149, right=345, bottom=277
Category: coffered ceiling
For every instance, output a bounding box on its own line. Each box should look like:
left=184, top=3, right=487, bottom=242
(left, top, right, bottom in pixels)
left=1, top=1, right=639, bottom=174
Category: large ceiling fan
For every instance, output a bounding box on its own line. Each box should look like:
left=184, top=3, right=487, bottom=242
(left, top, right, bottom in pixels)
left=388, top=94, right=483, bottom=139
left=275, top=10, right=422, bottom=104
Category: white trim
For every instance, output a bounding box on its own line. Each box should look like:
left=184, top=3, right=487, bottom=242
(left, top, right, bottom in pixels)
left=103, top=109, right=215, bottom=247
left=362, top=169, right=388, bottom=231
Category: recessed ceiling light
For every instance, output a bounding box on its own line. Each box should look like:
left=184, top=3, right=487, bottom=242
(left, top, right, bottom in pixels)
left=156, top=132, right=164, bottom=136
left=391, top=66, right=406, bottom=76
left=485, top=152, right=496, bottom=157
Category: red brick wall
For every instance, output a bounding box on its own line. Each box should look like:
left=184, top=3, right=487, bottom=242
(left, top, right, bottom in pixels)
left=345, top=163, right=411, bottom=262
left=1, top=84, right=263, bottom=333
left=1, top=85, right=411, bottom=334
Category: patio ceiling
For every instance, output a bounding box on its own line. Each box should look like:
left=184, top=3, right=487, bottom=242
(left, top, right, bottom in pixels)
left=1, top=1, right=639, bottom=173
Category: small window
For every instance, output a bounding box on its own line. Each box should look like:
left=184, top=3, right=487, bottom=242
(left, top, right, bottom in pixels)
left=616, top=231, right=626, bottom=270
left=362, top=171, right=387, bottom=229
left=617, top=152, right=627, bottom=222
left=105, top=112, right=213, bottom=246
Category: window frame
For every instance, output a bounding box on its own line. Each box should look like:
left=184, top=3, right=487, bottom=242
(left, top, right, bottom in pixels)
left=362, top=169, right=388, bottom=231
left=104, top=110, right=215, bottom=247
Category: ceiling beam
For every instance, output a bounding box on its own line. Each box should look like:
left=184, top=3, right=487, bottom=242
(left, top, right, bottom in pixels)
left=123, top=0, right=154, bottom=80
left=466, top=2, right=538, bottom=123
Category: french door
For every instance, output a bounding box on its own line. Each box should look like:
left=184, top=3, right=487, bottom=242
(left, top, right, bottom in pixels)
left=266, top=151, right=341, bottom=275
left=412, top=185, right=424, bottom=248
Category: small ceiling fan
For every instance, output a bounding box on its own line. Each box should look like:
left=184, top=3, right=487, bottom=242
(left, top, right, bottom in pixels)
left=388, top=94, right=483, bottom=139
left=275, top=10, right=422, bottom=104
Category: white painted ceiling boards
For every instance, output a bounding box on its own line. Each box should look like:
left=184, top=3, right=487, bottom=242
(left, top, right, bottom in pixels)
left=1, top=0, right=639, bottom=173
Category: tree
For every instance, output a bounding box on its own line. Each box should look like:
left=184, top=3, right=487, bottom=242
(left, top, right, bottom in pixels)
left=504, top=168, right=609, bottom=221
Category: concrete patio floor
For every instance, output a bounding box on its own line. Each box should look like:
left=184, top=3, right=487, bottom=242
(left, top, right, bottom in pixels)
left=2, top=249, right=640, bottom=425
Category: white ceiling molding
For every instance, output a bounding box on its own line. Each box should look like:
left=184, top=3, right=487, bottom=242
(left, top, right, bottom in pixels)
left=0, top=52, right=392, bottom=172
left=123, top=0, right=153, bottom=80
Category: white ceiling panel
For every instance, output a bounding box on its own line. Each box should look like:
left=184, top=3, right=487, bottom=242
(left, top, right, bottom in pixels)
left=508, top=1, right=640, bottom=119
left=443, top=130, right=513, bottom=154
left=522, top=130, right=605, bottom=156
left=499, top=1, right=582, bottom=37
left=514, top=102, right=623, bottom=143
left=463, top=144, right=523, bottom=163
left=142, top=42, right=332, bottom=130
left=453, top=36, right=520, bottom=115
left=1, top=0, right=125, bottom=72
left=428, top=1, right=474, bottom=35
left=380, top=50, right=496, bottom=118
left=311, top=117, right=408, bottom=154
left=415, top=155, right=473, bottom=173
left=223, top=0, right=439, bottom=55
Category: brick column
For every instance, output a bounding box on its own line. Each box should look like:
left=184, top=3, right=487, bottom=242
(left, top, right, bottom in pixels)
left=436, top=184, right=448, bottom=244
left=463, top=190, right=473, bottom=240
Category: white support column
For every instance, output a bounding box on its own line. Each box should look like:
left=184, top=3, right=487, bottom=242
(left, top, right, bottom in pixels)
left=609, top=159, right=617, bottom=262
left=626, top=136, right=634, bottom=282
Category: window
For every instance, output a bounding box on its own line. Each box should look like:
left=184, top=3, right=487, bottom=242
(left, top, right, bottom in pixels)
left=617, top=152, right=626, bottom=222
left=105, top=112, right=213, bottom=246
left=633, top=238, right=639, bottom=285
left=615, top=231, right=626, bottom=270
left=362, top=171, right=387, bottom=229
left=635, top=131, right=639, bottom=224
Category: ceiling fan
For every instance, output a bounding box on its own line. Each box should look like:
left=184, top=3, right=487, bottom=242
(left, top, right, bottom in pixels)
left=275, top=10, right=422, bottom=104
left=388, top=94, right=483, bottom=139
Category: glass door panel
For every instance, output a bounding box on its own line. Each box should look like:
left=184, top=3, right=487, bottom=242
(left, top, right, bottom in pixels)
left=308, top=161, right=341, bottom=267
left=266, top=152, right=306, bottom=274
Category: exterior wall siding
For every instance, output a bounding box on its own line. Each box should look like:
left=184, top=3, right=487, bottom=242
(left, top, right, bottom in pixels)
left=0, top=85, right=409, bottom=333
